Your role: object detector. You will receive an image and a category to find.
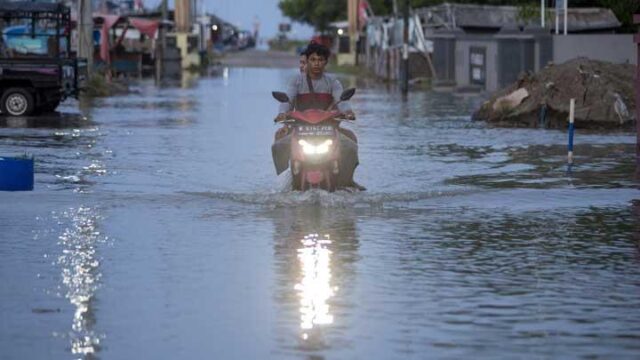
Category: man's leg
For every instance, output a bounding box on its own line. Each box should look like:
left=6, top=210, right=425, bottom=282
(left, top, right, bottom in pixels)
left=338, top=127, right=357, bottom=143
left=337, top=133, right=366, bottom=190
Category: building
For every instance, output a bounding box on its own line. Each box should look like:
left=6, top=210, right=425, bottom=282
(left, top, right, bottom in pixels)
left=362, top=3, right=634, bottom=92
left=420, top=3, right=633, bottom=92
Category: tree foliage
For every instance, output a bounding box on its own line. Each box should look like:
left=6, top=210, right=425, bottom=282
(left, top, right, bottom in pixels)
left=278, top=0, right=342, bottom=34
left=278, top=0, right=393, bottom=33
left=279, top=0, right=639, bottom=33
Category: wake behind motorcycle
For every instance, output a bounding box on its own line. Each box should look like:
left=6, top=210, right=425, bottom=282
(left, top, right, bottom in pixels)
left=271, top=88, right=357, bottom=192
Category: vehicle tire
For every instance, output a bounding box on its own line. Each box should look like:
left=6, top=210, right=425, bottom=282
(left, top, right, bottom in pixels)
left=1, top=88, right=35, bottom=116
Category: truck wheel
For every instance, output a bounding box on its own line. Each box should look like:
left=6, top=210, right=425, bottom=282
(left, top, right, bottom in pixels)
left=1, top=88, right=35, bottom=116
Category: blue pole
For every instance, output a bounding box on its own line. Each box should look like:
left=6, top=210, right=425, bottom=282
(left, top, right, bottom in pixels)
left=568, top=122, right=574, bottom=154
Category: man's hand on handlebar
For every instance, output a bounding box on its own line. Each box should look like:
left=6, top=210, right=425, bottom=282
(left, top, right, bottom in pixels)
left=343, top=110, right=356, bottom=120
left=274, top=112, right=288, bottom=122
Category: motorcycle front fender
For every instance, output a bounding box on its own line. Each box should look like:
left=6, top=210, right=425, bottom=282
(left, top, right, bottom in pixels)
left=271, top=137, right=291, bottom=175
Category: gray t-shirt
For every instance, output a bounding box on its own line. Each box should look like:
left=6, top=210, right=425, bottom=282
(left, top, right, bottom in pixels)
left=279, top=73, right=352, bottom=113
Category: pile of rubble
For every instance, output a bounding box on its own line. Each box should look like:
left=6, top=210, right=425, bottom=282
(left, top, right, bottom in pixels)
left=473, top=58, right=636, bottom=129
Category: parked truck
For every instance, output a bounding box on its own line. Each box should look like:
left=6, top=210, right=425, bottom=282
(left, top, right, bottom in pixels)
left=0, top=2, right=86, bottom=116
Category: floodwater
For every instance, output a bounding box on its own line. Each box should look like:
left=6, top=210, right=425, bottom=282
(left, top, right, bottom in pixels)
left=1, top=66, right=640, bottom=360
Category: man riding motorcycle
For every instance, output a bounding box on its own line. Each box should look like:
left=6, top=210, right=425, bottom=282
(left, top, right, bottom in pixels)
left=273, top=43, right=364, bottom=190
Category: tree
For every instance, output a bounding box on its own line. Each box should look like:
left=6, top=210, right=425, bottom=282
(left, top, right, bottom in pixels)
left=278, top=0, right=393, bottom=33
left=597, top=0, right=640, bottom=32
left=278, top=0, right=345, bottom=34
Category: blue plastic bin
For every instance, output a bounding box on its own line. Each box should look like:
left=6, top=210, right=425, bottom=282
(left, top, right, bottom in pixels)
left=0, top=156, right=34, bottom=191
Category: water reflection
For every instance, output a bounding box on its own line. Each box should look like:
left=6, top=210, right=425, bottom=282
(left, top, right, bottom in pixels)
left=271, top=207, right=359, bottom=354
left=296, top=233, right=337, bottom=337
left=55, top=206, right=104, bottom=358
left=0, top=105, right=110, bottom=357
left=0, top=112, right=91, bottom=129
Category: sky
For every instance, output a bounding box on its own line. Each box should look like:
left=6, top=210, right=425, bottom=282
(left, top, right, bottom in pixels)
left=145, top=0, right=314, bottom=40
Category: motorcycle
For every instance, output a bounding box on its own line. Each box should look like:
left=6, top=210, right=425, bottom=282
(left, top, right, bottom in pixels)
left=271, top=88, right=357, bottom=192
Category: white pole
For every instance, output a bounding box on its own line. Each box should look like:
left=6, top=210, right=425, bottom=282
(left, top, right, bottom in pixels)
left=563, top=0, right=568, bottom=35
left=541, top=0, right=545, bottom=28
left=568, top=98, right=575, bottom=164
left=555, top=6, right=559, bottom=34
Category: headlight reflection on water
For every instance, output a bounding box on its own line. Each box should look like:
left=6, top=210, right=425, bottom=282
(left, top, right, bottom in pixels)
left=294, top=233, right=337, bottom=339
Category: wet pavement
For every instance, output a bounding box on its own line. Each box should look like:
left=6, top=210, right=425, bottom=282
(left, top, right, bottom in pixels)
left=1, top=65, right=640, bottom=359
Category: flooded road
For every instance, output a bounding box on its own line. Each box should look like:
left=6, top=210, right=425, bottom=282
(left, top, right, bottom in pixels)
left=1, top=65, right=640, bottom=359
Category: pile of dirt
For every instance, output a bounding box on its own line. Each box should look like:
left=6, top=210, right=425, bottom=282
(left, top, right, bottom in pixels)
left=472, top=58, right=636, bottom=129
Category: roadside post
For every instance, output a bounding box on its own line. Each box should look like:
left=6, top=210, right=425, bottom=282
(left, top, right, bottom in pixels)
left=156, top=0, right=168, bottom=82
left=401, top=0, right=409, bottom=95
left=567, top=98, right=575, bottom=172
left=555, top=0, right=560, bottom=35
left=348, top=0, right=358, bottom=66
left=635, top=14, right=639, bottom=177
left=78, top=0, right=93, bottom=74
left=563, top=0, right=568, bottom=35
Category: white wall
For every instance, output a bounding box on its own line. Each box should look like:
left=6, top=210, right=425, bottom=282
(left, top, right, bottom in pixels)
left=553, top=34, right=636, bottom=65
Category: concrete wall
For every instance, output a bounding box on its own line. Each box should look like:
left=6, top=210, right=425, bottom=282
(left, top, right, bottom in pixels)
left=432, top=37, right=457, bottom=84
left=553, top=35, right=636, bottom=65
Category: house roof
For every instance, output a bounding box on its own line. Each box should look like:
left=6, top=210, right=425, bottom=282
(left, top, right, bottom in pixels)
left=416, top=3, right=621, bottom=32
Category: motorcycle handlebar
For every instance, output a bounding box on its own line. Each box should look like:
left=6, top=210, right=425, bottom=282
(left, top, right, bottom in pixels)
left=334, top=113, right=356, bottom=121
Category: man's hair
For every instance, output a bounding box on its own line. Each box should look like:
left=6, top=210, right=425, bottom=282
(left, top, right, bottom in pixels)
left=305, top=42, right=330, bottom=60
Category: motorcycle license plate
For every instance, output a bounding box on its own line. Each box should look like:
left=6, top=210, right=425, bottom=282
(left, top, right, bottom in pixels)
left=297, top=125, right=334, bottom=137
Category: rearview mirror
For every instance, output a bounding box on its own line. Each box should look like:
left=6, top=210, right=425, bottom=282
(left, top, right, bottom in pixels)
left=340, top=88, right=356, bottom=101
left=272, top=91, right=290, bottom=103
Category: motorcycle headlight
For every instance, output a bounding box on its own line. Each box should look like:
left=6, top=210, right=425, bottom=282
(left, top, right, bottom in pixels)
left=298, top=139, right=333, bottom=155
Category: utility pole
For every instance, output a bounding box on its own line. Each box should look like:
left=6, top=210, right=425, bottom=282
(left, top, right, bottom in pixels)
left=78, top=0, right=93, bottom=74
left=555, top=0, right=560, bottom=35
left=634, top=14, right=640, bottom=177
left=348, top=0, right=358, bottom=65
left=541, top=0, right=545, bottom=28
left=156, top=0, right=167, bottom=81
left=563, top=0, right=568, bottom=35
left=401, top=0, right=409, bottom=95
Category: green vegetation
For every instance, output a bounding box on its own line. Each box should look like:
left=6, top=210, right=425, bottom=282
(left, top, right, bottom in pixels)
left=84, top=74, right=111, bottom=97
left=268, top=39, right=308, bottom=53
left=327, top=63, right=372, bottom=77
left=279, top=0, right=639, bottom=33
left=83, top=74, right=129, bottom=98
left=597, top=0, right=640, bottom=32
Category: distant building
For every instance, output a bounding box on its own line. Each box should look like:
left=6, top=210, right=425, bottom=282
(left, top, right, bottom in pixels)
left=417, top=3, right=621, bottom=35
left=418, top=3, right=632, bottom=92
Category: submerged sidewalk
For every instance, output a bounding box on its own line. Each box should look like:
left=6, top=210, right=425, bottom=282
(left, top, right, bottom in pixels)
left=221, top=49, right=299, bottom=68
